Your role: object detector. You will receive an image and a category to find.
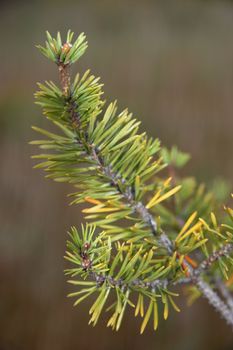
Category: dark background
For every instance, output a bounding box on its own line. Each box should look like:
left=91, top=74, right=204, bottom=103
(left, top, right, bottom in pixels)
left=1, top=0, right=233, bottom=349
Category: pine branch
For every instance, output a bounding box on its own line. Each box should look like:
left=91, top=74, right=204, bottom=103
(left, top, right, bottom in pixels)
left=32, top=31, right=233, bottom=332
left=65, top=225, right=179, bottom=331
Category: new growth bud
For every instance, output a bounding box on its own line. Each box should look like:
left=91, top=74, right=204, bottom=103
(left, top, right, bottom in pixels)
left=83, top=242, right=91, bottom=251
left=62, top=42, right=72, bottom=54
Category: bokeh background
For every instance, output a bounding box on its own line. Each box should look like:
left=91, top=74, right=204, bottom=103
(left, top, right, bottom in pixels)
left=1, top=0, right=233, bottom=349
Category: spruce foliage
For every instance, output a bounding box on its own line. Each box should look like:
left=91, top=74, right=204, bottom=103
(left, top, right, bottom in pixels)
left=31, top=31, right=233, bottom=332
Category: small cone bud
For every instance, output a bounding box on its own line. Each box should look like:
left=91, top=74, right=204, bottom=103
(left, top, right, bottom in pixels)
left=82, top=258, right=91, bottom=269
left=62, top=42, right=72, bottom=54
left=83, top=242, right=91, bottom=251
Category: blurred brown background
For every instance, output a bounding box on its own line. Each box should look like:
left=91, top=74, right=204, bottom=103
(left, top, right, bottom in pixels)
left=1, top=0, right=233, bottom=349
